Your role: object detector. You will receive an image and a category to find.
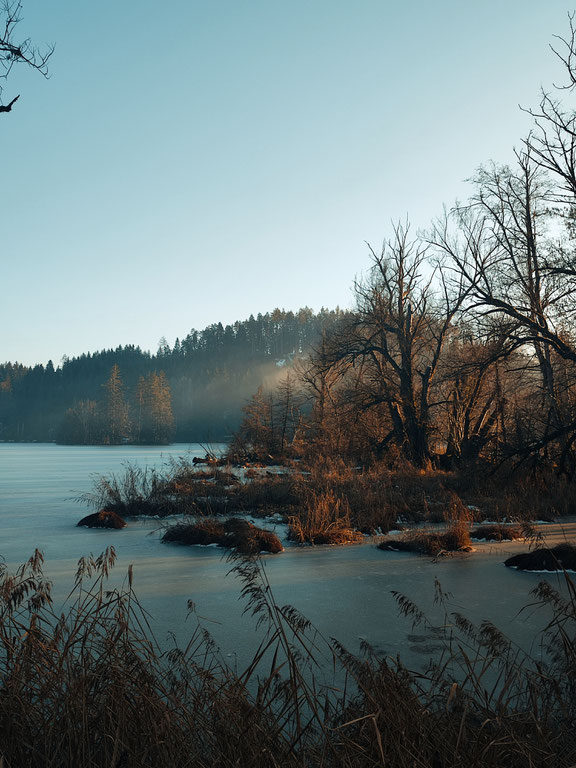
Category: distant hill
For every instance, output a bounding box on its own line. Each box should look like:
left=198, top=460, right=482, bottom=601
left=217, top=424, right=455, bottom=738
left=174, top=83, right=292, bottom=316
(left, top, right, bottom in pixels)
left=0, top=308, right=349, bottom=443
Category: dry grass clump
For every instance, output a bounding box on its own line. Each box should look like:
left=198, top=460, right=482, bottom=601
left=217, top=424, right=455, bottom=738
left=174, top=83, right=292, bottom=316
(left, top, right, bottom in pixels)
left=189, top=496, right=234, bottom=516
left=232, top=472, right=301, bottom=516
left=227, top=460, right=469, bottom=537
left=162, top=517, right=283, bottom=554
left=379, top=519, right=473, bottom=556
left=303, top=459, right=396, bottom=532
left=449, top=469, right=576, bottom=522
left=504, top=542, right=576, bottom=571
left=0, top=550, right=302, bottom=767
left=164, top=458, right=241, bottom=497
left=497, top=477, right=574, bottom=521
left=287, top=490, right=363, bottom=545
left=79, top=461, right=246, bottom=523
left=387, top=469, right=459, bottom=523
left=380, top=496, right=474, bottom=556
left=471, top=523, right=525, bottom=541
left=332, top=575, right=576, bottom=768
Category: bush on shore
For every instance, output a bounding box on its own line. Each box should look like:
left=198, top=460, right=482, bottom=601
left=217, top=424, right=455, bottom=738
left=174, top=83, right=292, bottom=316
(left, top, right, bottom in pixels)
left=287, top=489, right=364, bottom=545
left=77, top=464, right=195, bottom=518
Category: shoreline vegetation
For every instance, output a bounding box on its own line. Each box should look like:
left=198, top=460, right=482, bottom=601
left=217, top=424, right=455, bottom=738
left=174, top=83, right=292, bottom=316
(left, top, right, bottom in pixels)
left=77, top=451, right=575, bottom=564
left=0, top=548, right=574, bottom=767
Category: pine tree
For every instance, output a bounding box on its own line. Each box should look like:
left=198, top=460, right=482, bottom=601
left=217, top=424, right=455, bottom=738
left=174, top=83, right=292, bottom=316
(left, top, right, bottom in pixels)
left=136, top=371, right=175, bottom=444
left=101, top=365, right=130, bottom=444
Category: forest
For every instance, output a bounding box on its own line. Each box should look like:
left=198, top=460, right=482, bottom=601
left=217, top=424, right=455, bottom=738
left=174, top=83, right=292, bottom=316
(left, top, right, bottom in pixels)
left=0, top=308, right=347, bottom=444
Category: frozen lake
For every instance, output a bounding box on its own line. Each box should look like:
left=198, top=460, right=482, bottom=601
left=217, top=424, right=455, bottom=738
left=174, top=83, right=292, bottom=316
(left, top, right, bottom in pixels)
left=1, top=442, right=573, bottom=669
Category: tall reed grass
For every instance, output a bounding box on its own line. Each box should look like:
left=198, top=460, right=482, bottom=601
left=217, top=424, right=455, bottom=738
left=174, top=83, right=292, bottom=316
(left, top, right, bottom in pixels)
left=287, top=489, right=364, bottom=545
left=0, top=548, right=574, bottom=766
left=77, top=463, right=194, bottom=517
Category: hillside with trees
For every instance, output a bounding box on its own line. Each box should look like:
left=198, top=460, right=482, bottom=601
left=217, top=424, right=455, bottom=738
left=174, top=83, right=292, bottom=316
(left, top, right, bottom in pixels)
left=0, top=308, right=347, bottom=443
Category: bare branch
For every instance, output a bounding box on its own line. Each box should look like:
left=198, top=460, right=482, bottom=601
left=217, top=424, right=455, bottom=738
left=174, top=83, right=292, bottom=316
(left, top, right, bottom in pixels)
left=0, top=1, right=53, bottom=112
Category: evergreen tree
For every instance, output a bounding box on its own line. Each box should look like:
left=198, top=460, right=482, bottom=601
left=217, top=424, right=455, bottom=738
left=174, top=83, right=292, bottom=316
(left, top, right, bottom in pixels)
left=136, top=371, right=175, bottom=444
left=101, top=365, right=130, bottom=444
left=0, top=308, right=339, bottom=442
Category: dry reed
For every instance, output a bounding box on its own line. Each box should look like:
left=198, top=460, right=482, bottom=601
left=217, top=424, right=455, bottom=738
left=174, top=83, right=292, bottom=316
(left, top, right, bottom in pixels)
left=0, top=550, right=574, bottom=766
left=288, top=490, right=364, bottom=545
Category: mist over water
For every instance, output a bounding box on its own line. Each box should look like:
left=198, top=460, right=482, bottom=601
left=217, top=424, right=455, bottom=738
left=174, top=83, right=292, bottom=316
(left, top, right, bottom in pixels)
left=0, top=443, right=571, bottom=669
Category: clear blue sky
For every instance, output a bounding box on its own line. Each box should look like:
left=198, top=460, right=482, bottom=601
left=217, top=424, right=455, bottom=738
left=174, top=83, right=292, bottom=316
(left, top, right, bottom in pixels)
left=1, top=0, right=571, bottom=366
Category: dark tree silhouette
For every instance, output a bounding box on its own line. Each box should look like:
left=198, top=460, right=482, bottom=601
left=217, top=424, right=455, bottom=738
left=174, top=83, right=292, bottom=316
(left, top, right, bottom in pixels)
left=0, top=1, right=53, bottom=112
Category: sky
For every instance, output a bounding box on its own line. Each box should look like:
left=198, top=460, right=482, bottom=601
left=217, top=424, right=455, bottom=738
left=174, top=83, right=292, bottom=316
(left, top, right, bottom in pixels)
left=0, top=0, right=572, bottom=366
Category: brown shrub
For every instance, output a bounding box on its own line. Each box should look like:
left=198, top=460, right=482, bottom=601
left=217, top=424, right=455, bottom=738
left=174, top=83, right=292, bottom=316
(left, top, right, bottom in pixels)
left=162, top=518, right=224, bottom=546
left=378, top=520, right=472, bottom=556
left=162, top=517, right=283, bottom=554
left=288, top=490, right=363, bottom=546
left=447, top=468, right=576, bottom=522
left=471, top=523, right=525, bottom=541
left=233, top=473, right=301, bottom=515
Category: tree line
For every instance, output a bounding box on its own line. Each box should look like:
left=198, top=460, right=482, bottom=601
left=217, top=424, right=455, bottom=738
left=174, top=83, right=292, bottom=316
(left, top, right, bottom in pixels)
left=57, top=366, right=175, bottom=445
left=0, top=309, right=346, bottom=443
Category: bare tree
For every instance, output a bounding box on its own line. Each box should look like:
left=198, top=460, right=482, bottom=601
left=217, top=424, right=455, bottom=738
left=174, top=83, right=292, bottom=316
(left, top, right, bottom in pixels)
left=298, top=334, right=362, bottom=457
left=318, top=222, right=466, bottom=468
left=522, top=14, right=576, bottom=206
left=0, top=1, right=53, bottom=112
left=275, top=371, right=304, bottom=454
left=437, top=326, right=513, bottom=466
left=433, top=150, right=576, bottom=471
